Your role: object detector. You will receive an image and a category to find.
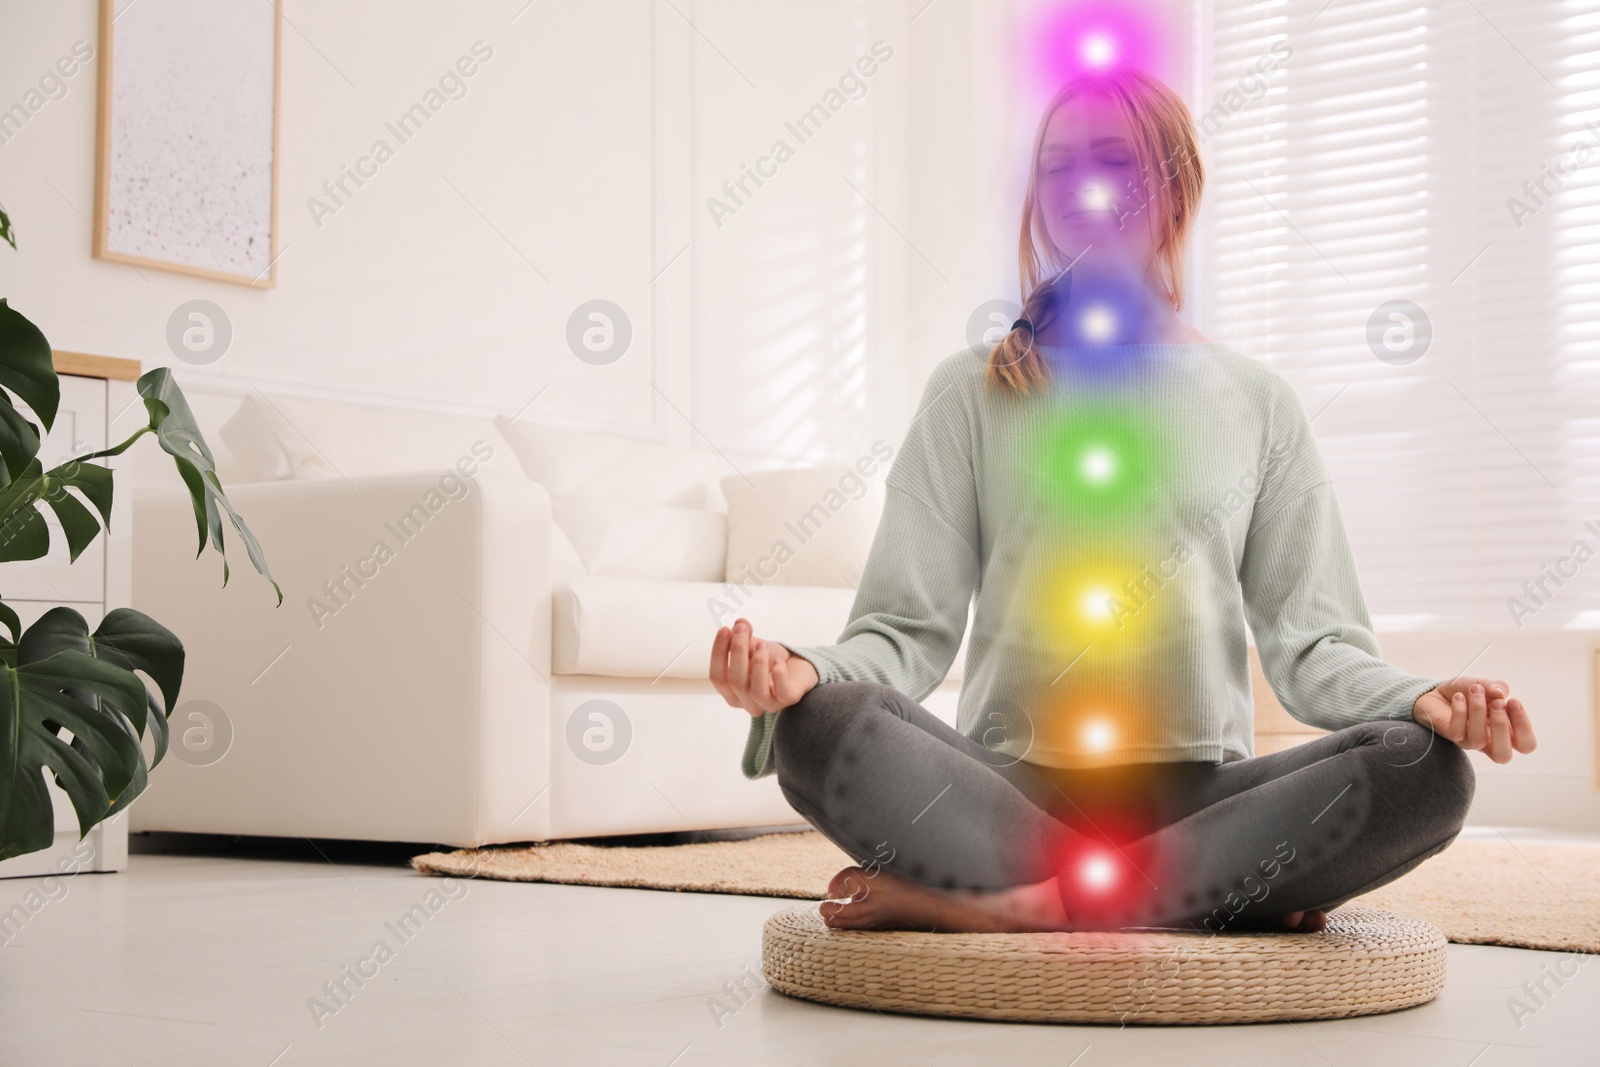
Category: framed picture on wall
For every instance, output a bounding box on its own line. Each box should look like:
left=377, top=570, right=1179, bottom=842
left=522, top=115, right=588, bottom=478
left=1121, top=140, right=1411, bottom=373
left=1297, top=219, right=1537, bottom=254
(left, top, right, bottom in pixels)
left=93, top=0, right=282, bottom=288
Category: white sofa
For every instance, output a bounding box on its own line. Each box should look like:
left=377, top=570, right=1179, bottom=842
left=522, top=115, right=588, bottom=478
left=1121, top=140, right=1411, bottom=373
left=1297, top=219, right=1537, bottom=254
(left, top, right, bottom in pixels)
left=129, top=392, right=1600, bottom=845
left=128, top=393, right=961, bottom=847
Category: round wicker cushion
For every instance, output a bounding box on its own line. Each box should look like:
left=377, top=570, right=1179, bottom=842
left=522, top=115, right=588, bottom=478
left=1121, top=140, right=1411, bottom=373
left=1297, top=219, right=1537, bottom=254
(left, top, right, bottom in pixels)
left=762, top=905, right=1447, bottom=1025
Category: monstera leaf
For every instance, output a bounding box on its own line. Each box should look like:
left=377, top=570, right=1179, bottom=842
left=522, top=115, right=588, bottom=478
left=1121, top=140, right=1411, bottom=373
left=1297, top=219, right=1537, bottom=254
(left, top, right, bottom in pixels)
left=136, top=369, right=281, bottom=603
left=0, top=299, right=57, bottom=488
left=0, top=637, right=152, bottom=861
left=0, top=606, right=184, bottom=859
left=3, top=366, right=283, bottom=603
left=12, top=607, right=184, bottom=826
left=0, top=597, right=18, bottom=664
left=0, top=458, right=113, bottom=563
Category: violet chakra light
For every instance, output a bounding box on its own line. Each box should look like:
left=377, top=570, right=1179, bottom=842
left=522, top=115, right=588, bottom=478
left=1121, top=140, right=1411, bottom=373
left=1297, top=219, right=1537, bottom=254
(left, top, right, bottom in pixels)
left=1024, top=1, right=1172, bottom=90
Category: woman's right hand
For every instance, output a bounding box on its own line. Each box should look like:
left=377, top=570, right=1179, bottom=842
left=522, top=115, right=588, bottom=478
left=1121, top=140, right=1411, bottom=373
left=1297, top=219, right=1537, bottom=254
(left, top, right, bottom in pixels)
left=710, top=618, right=819, bottom=717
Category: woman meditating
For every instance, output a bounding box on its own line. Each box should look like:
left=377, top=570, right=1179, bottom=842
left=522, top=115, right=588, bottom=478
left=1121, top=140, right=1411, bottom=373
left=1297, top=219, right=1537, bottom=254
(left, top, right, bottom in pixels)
left=708, top=68, right=1536, bottom=935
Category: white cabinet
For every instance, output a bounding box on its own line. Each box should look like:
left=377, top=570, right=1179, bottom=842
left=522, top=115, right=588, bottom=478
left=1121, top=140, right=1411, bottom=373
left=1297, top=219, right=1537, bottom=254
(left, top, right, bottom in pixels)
left=0, top=360, right=138, bottom=879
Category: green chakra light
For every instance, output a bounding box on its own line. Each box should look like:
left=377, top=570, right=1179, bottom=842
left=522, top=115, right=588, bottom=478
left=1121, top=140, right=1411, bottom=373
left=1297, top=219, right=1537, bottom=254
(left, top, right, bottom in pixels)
left=1032, top=401, right=1163, bottom=519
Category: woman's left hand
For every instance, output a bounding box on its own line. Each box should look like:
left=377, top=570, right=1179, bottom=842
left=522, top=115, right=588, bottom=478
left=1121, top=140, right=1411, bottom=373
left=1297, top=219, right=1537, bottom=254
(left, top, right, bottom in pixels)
left=1412, top=678, right=1536, bottom=764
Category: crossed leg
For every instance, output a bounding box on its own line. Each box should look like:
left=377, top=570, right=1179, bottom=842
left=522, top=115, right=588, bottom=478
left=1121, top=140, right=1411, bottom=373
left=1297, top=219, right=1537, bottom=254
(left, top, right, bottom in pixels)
left=771, top=681, right=1474, bottom=933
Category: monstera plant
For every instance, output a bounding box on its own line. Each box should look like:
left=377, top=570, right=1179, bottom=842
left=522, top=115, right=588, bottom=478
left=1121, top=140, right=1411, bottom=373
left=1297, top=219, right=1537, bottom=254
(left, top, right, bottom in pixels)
left=0, top=201, right=279, bottom=862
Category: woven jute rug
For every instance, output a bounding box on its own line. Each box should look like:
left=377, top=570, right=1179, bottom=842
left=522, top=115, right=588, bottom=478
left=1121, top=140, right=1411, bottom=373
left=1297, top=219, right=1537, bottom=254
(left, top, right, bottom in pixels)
left=413, top=831, right=1600, bottom=955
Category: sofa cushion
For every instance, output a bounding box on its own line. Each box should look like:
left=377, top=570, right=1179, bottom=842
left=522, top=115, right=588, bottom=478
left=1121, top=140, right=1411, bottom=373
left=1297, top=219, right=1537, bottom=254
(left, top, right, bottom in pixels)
left=551, top=522, right=587, bottom=579
left=551, top=496, right=725, bottom=582
left=552, top=576, right=967, bottom=684
left=215, top=395, right=294, bottom=482
left=553, top=576, right=857, bottom=679
left=494, top=416, right=730, bottom=510
left=722, top=466, right=885, bottom=589
left=224, top=394, right=507, bottom=480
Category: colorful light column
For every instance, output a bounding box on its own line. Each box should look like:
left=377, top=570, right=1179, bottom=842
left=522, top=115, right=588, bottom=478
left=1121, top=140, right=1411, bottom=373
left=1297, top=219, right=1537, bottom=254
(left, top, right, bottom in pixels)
left=1020, top=351, right=1174, bottom=763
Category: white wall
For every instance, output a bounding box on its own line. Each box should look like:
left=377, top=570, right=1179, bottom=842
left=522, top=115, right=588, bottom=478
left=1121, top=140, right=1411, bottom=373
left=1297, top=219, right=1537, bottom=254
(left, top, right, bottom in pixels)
left=0, top=0, right=937, bottom=468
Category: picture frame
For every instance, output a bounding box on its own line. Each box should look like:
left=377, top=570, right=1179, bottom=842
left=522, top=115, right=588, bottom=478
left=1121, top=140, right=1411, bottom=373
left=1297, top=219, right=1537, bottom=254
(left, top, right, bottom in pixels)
left=93, top=0, right=282, bottom=288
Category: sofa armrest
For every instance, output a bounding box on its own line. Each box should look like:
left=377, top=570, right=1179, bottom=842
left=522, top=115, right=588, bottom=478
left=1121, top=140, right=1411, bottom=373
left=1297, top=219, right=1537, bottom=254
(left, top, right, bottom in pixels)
left=130, top=470, right=555, bottom=846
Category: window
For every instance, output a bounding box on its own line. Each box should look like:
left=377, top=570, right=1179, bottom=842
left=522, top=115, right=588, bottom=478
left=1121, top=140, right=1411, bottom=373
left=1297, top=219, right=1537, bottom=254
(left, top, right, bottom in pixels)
left=1197, top=0, right=1600, bottom=631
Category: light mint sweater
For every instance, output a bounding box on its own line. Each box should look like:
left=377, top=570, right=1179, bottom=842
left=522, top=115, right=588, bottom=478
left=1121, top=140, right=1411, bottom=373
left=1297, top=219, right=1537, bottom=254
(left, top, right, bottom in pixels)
left=740, top=343, right=1439, bottom=780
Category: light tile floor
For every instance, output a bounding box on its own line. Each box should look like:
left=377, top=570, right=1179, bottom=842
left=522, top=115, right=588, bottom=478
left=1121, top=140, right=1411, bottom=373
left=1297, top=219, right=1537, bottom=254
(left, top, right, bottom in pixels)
left=0, top=830, right=1594, bottom=1066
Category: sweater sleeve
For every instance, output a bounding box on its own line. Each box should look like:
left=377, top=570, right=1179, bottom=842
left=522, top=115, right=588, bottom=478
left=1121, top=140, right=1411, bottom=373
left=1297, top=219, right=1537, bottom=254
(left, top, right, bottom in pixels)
left=1238, top=385, right=1439, bottom=733
left=740, top=358, right=983, bottom=779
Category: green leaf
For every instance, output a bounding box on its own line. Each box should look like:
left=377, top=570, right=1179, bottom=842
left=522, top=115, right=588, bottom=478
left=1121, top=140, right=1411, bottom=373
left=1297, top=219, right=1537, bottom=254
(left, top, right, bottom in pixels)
left=0, top=400, right=41, bottom=489
left=0, top=598, right=19, bottom=647
left=90, top=608, right=183, bottom=715
left=48, top=459, right=114, bottom=528
left=19, top=607, right=182, bottom=765
left=0, top=201, right=13, bottom=250
left=44, top=459, right=113, bottom=562
left=0, top=459, right=52, bottom=562
left=71, top=709, right=148, bottom=819
left=138, top=369, right=281, bottom=603
left=0, top=649, right=149, bottom=858
left=0, top=458, right=115, bottom=564
left=42, top=483, right=99, bottom=562
left=0, top=299, right=59, bottom=435
left=18, top=609, right=181, bottom=816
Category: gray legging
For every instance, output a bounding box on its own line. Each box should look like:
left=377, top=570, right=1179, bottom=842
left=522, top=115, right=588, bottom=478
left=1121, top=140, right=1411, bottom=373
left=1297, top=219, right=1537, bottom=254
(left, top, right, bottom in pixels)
left=771, top=681, right=1475, bottom=930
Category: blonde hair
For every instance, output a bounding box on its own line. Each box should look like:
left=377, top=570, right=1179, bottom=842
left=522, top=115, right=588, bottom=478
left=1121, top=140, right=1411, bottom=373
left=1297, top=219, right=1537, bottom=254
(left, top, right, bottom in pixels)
left=989, top=68, right=1204, bottom=394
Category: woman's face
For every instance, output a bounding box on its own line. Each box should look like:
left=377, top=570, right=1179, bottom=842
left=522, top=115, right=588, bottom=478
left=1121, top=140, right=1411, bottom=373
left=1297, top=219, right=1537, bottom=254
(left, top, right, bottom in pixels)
left=1035, top=93, right=1163, bottom=277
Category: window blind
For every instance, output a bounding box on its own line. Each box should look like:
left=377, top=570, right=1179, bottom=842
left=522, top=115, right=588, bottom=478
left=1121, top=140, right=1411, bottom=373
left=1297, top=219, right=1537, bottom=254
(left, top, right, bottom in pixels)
left=1197, top=0, right=1600, bottom=631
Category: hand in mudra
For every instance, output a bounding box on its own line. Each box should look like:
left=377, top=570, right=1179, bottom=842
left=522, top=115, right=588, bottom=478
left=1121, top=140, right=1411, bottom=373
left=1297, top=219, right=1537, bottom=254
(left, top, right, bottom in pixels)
left=1412, top=677, right=1536, bottom=764
left=710, top=618, right=819, bottom=717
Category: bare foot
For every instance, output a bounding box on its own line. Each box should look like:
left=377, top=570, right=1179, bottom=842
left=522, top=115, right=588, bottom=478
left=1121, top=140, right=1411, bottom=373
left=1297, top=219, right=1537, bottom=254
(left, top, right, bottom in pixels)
left=1281, top=909, right=1327, bottom=933
left=817, top=866, right=1330, bottom=936
left=818, top=866, right=1072, bottom=933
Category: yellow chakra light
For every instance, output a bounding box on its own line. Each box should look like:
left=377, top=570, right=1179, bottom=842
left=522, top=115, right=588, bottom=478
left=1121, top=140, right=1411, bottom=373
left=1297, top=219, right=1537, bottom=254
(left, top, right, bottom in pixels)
left=1030, top=551, right=1162, bottom=652
left=1080, top=585, right=1118, bottom=627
